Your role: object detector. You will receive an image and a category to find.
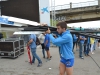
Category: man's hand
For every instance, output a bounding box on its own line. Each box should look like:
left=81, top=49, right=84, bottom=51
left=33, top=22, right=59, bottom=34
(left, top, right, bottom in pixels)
left=27, top=39, right=33, bottom=46
left=53, top=35, right=57, bottom=38
left=40, top=23, right=47, bottom=26
left=84, top=38, right=87, bottom=40
left=26, top=41, right=29, bottom=46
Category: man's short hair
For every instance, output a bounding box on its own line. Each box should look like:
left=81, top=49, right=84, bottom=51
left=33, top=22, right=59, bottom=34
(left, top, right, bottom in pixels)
left=56, top=21, right=67, bottom=30
left=45, top=28, right=48, bottom=32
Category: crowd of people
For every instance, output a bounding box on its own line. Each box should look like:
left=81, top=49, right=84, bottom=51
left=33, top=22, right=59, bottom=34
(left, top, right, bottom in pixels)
left=72, top=33, right=99, bottom=59
left=26, top=21, right=99, bottom=75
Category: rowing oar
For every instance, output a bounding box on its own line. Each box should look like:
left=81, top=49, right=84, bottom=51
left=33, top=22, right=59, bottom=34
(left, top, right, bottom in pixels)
left=27, top=46, right=32, bottom=65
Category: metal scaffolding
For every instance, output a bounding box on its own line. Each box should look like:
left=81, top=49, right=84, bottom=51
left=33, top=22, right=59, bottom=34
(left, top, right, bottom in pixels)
left=51, top=0, right=56, bottom=26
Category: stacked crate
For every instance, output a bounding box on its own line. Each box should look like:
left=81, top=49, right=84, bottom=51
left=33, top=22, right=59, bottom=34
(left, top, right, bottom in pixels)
left=0, top=38, right=24, bottom=58
left=19, top=39, right=24, bottom=55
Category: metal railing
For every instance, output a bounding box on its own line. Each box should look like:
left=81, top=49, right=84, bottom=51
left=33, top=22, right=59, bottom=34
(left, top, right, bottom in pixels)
left=50, top=0, right=98, bottom=11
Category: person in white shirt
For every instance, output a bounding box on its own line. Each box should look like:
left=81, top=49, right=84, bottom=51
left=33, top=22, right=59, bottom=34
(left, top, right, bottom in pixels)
left=38, top=33, right=45, bottom=58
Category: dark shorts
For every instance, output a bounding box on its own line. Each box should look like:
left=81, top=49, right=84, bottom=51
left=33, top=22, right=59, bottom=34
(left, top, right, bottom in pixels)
left=41, top=43, right=45, bottom=49
left=45, top=47, right=49, bottom=51
left=60, top=57, right=74, bottom=67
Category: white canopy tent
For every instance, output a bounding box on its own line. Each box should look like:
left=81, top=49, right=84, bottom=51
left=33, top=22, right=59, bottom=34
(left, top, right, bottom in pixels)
left=0, top=15, right=41, bottom=37
left=13, top=31, right=44, bottom=35
left=1, top=15, right=40, bottom=26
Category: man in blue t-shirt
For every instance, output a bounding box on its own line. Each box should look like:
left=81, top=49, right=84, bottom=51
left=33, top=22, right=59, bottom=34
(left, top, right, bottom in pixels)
left=86, top=37, right=90, bottom=56
left=44, top=30, right=51, bottom=60
left=46, top=22, right=74, bottom=75
left=79, top=35, right=86, bottom=59
left=27, top=34, right=42, bottom=67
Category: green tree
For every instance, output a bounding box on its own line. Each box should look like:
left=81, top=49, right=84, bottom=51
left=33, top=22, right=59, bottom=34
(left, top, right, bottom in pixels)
left=50, top=19, right=58, bottom=27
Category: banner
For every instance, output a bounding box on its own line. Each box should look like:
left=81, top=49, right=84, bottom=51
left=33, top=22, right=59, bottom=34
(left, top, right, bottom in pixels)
left=0, top=17, right=14, bottom=25
left=39, top=0, right=50, bottom=26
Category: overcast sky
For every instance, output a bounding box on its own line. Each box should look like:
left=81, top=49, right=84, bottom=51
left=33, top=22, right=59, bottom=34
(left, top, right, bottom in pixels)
left=49, top=0, right=100, bottom=28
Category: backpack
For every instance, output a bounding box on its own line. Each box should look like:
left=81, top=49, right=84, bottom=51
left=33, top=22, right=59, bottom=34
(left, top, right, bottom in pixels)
left=36, top=37, right=41, bottom=45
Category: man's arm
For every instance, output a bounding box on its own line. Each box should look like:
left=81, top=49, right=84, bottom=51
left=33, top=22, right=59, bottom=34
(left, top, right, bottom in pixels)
left=46, top=28, right=71, bottom=46
left=80, top=36, right=84, bottom=40
left=44, top=35, right=48, bottom=46
left=49, top=34, right=71, bottom=46
left=45, top=40, right=48, bottom=46
left=27, top=39, right=33, bottom=46
left=27, top=35, right=34, bottom=46
left=80, top=36, right=86, bottom=40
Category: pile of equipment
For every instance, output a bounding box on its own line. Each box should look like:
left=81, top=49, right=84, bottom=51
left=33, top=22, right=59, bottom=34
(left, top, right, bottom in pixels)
left=0, top=38, right=24, bottom=58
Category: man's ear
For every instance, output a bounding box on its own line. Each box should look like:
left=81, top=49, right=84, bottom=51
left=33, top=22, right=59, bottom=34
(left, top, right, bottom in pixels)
left=62, top=28, right=65, bottom=31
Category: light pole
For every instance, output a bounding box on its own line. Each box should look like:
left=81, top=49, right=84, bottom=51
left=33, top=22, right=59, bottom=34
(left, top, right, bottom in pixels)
left=51, top=0, right=56, bottom=26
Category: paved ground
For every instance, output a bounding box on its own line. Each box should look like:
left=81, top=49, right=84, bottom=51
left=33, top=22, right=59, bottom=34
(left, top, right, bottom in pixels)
left=0, top=46, right=100, bottom=75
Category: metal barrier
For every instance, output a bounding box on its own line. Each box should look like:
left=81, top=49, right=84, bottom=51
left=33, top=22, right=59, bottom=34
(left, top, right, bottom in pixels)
left=50, top=0, right=98, bottom=11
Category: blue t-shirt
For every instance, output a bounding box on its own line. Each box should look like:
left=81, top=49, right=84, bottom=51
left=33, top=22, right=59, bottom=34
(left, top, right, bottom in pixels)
left=44, top=34, right=50, bottom=47
left=80, top=36, right=85, bottom=44
left=29, top=34, right=36, bottom=48
left=73, top=34, right=77, bottom=42
left=87, top=37, right=90, bottom=44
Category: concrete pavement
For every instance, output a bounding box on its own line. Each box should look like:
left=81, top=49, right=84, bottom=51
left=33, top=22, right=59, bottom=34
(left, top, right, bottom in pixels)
left=0, top=47, right=100, bottom=75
